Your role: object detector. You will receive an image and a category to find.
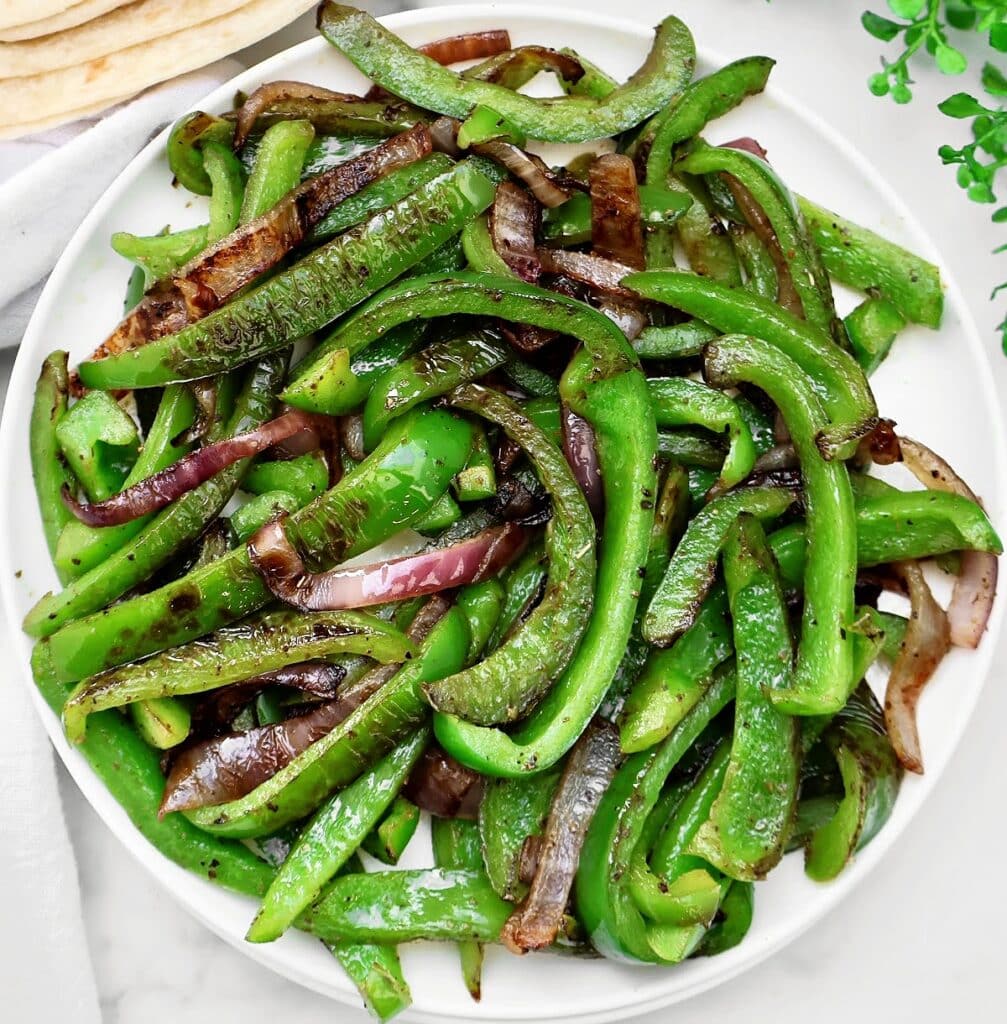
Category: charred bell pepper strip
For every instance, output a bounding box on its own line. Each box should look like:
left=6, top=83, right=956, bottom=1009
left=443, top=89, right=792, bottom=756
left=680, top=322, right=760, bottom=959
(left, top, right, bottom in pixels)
left=731, top=223, right=779, bottom=300
left=455, top=577, right=504, bottom=662
left=239, top=119, right=315, bottom=225
left=797, top=196, right=944, bottom=328
left=642, top=486, right=794, bottom=646
left=425, top=385, right=596, bottom=725
left=31, top=642, right=275, bottom=897
left=431, top=817, right=487, bottom=1000
left=626, top=271, right=878, bottom=460
left=299, top=868, right=512, bottom=946
left=678, top=141, right=840, bottom=340
left=648, top=377, right=757, bottom=493
left=317, top=2, right=696, bottom=144
left=76, top=162, right=495, bottom=390
left=362, top=795, right=421, bottom=865
left=111, top=226, right=209, bottom=287
left=40, top=407, right=473, bottom=680
left=167, top=112, right=237, bottom=196
left=804, top=683, right=902, bottom=881
left=844, top=296, right=906, bottom=376
left=182, top=604, right=470, bottom=838
left=462, top=45, right=583, bottom=91
left=575, top=667, right=736, bottom=963
left=62, top=610, right=413, bottom=743
left=461, top=213, right=515, bottom=278
left=362, top=330, right=511, bottom=451
left=633, top=321, right=719, bottom=361
left=690, top=515, right=799, bottom=880
left=202, top=141, right=246, bottom=243
left=243, top=451, right=329, bottom=508
left=542, top=187, right=693, bottom=248
left=23, top=358, right=283, bottom=641
left=56, top=391, right=139, bottom=502
left=30, top=351, right=75, bottom=576
left=453, top=423, right=497, bottom=503
left=247, top=728, right=429, bottom=943
left=705, top=334, right=857, bottom=716
left=694, top=879, right=755, bottom=956
left=486, top=540, right=548, bottom=654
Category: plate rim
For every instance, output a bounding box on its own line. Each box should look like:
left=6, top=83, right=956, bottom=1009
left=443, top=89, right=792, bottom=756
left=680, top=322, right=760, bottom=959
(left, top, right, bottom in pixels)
left=2, top=5, right=1005, bottom=1022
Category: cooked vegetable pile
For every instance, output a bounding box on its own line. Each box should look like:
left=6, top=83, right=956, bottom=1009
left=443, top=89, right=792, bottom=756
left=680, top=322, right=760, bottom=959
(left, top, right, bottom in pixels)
left=24, top=3, right=1003, bottom=1018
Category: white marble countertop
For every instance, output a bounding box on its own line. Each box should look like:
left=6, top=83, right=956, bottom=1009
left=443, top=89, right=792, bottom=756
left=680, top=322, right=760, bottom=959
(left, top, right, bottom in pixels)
left=4, top=1, right=1007, bottom=1021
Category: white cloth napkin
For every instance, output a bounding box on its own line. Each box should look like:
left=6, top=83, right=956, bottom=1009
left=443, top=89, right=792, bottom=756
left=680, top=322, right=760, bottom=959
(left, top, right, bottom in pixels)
left=0, top=61, right=240, bottom=1023
left=0, top=59, right=242, bottom=349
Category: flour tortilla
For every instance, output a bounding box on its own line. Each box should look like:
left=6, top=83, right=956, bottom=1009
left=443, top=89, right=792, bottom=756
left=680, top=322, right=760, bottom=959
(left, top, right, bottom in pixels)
left=0, top=1, right=83, bottom=32
left=0, top=0, right=252, bottom=77
left=0, top=0, right=135, bottom=43
left=0, top=0, right=316, bottom=135
left=0, top=92, right=132, bottom=140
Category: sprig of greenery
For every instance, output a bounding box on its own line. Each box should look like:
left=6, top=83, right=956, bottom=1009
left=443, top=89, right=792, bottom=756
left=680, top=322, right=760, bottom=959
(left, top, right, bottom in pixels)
left=862, top=1, right=1007, bottom=347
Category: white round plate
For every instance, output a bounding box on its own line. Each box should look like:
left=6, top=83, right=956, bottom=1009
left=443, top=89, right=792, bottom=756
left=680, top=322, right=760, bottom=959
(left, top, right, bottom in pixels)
left=2, top=5, right=1005, bottom=1023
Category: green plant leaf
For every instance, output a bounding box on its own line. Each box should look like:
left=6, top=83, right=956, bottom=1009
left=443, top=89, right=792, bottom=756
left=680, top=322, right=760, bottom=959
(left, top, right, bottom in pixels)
left=992, top=206, right=1007, bottom=223
left=982, top=61, right=1007, bottom=95
left=862, top=10, right=904, bottom=40
left=991, top=23, right=1007, bottom=52
left=887, top=0, right=926, bottom=18
left=935, top=44, right=969, bottom=74
left=947, top=5, right=978, bottom=31
left=939, top=92, right=988, bottom=117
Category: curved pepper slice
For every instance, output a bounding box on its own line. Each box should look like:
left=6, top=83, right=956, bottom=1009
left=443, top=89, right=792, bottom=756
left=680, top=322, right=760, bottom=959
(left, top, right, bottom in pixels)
left=317, top=2, right=696, bottom=144
left=425, top=384, right=595, bottom=725
left=705, top=334, right=856, bottom=716
left=625, top=271, right=878, bottom=459
left=77, top=161, right=495, bottom=390
left=42, top=407, right=474, bottom=681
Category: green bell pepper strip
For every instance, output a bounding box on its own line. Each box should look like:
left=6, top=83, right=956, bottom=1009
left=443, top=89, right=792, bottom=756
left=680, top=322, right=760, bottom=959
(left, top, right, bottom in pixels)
left=648, top=377, right=756, bottom=492
left=122, top=263, right=147, bottom=311
left=621, top=586, right=732, bottom=753
left=247, top=728, right=429, bottom=943
left=62, top=609, right=412, bottom=743
left=31, top=642, right=275, bottom=897
left=128, top=695, right=192, bottom=751
left=731, top=223, right=778, bottom=300
left=425, top=385, right=596, bottom=725
left=677, top=142, right=840, bottom=341
left=55, top=390, right=140, bottom=502
left=111, top=226, right=209, bottom=285
left=655, top=176, right=741, bottom=280
left=486, top=540, right=547, bottom=653
left=705, top=334, right=857, bottom=716
left=797, top=195, right=943, bottom=328
left=479, top=769, right=561, bottom=903
left=312, top=153, right=454, bottom=241
left=431, top=818, right=487, bottom=1000
left=412, top=491, right=462, bottom=534
left=694, top=880, right=755, bottom=956
left=455, top=577, right=504, bottom=662
left=239, top=119, right=314, bottom=225
left=805, top=683, right=902, bottom=881
left=77, top=162, right=496, bottom=390
left=230, top=490, right=301, bottom=542
left=625, top=271, right=878, bottom=460
left=318, top=2, right=696, bottom=144
left=30, top=351, right=75, bottom=575
left=453, top=423, right=497, bottom=502
left=522, top=397, right=562, bottom=444
left=844, top=296, right=906, bottom=376
left=184, top=604, right=469, bottom=838
left=40, top=406, right=474, bottom=680
left=575, top=668, right=736, bottom=963
left=501, top=358, right=559, bottom=399
left=657, top=429, right=725, bottom=470
left=202, top=141, right=246, bottom=243
left=362, top=795, right=421, bottom=865
left=542, top=186, right=693, bottom=248
left=690, top=515, right=799, bottom=880
left=457, top=103, right=527, bottom=149
left=362, top=331, right=510, bottom=451
left=24, top=358, right=282, bottom=641
left=642, top=57, right=776, bottom=186
left=243, top=450, right=329, bottom=508
left=56, top=385, right=196, bottom=580
left=642, top=486, right=794, bottom=646
left=461, top=213, right=514, bottom=277
left=167, top=112, right=234, bottom=196
left=299, top=868, right=512, bottom=945
left=633, top=321, right=719, bottom=360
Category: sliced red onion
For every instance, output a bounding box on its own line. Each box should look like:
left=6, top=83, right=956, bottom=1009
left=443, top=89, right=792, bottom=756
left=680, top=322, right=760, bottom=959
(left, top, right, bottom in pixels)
left=884, top=560, right=951, bottom=774
left=538, top=248, right=637, bottom=297
left=490, top=181, right=541, bottom=283
left=417, top=29, right=512, bottom=64
left=173, top=379, right=219, bottom=446
left=248, top=521, right=528, bottom=611
left=233, top=81, right=359, bottom=150
left=466, top=45, right=585, bottom=87
left=857, top=418, right=901, bottom=466
left=589, top=154, right=645, bottom=270
left=429, top=115, right=462, bottom=157
left=561, top=404, right=603, bottom=519
left=341, top=412, right=366, bottom=463
left=899, top=436, right=998, bottom=648
left=472, top=140, right=571, bottom=208
left=88, top=125, right=432, bottom=362
left=722, top=136, right=769, bottom=160
left=63, top=410, right=322, bottom=527
left=501, top=721, right=620, bottom=953
left=599, top=300, right=647, bottom=342
left=404, top=746, right=484, bottom=819
left=752, top=443, right=799, bottom=474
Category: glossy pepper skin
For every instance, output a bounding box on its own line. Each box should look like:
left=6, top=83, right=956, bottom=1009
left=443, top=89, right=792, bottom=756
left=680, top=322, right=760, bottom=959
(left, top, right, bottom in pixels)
left=425, top=384, right=595, bottom=725
left=706, top=334, right=857, bottom=717
left=183, top=604, right=470, bottom=838
left=625, top=271, right=877, bottom=460
left=25, top=358, right=281, bottom=641
left=239, top=119, right=315, bottom=225
left=317, top=3, right=696, bottom=144
left=41, top=406, right=474, bottom=681
left=690, top=515, right=799, bottom=880
left=77, top=162, right=496, bottom=390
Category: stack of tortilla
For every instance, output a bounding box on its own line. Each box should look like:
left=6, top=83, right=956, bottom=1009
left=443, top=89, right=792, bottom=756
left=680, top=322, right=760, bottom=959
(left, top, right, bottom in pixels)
left=0, top=0, right=317, bottom=138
